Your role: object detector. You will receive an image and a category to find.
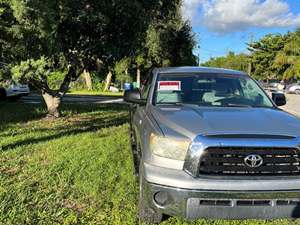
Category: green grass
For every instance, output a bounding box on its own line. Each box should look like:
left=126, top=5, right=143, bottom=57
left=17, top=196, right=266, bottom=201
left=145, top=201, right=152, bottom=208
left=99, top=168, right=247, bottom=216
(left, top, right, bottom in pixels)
left=67, top=90, right=123, bottom=97
left=0, top=102, right=300, bottom=225
left=0, top=102, right=135, bottom=225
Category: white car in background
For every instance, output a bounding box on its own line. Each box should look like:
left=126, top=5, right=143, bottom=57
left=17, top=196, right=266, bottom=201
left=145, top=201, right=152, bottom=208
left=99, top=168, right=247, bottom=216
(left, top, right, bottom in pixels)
left=6, top=83, right=30, bottom=98
left=286, top=83, right=300, bottom=95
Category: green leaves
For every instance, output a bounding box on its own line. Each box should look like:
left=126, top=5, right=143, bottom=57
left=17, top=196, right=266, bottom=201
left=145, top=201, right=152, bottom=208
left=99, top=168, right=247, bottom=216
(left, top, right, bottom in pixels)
left=203, top=29, right=300, bottom=81
left=273, top=30, right=300, bottom=80
left=146, top=20, right=196, bottom=67
left=12, top=57, right=48, bottom=81
left=248, top=34, right=286, bottom=80
left=202, top=52, right=249, bottom=73
left=248, top=30, right=300, bottom=81
left=114, top=58, right=132, bottom=84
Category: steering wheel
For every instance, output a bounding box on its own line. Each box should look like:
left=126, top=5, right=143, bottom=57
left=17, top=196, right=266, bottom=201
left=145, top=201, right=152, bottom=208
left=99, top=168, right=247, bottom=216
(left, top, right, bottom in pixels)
left=215, top=96, right=253, bottom=106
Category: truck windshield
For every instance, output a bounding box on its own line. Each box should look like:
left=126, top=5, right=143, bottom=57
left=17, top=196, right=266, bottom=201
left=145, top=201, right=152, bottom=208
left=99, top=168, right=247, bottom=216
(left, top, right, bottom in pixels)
left=153, top=73, right=274, bottom=108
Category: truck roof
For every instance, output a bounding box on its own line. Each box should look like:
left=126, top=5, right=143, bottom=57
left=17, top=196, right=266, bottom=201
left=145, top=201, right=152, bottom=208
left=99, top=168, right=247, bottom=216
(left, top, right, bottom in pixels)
left=156, top=66, right=248, bottom=76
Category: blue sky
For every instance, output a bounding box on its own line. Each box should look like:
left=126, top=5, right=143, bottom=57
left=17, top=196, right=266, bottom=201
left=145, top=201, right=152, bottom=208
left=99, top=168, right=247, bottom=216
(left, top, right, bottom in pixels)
left=182, top=0, right=300, bottom=62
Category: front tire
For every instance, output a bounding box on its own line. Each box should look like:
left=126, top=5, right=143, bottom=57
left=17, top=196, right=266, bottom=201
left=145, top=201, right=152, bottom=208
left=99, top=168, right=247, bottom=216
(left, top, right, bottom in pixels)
left=130, top=129, right=141, bottom=176
left=138, top=176, right=163, bottom=224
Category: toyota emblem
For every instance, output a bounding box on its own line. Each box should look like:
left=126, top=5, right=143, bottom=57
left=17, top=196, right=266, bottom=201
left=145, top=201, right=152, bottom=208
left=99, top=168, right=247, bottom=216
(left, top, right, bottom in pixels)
left=244, top=154, right=263, bottom=168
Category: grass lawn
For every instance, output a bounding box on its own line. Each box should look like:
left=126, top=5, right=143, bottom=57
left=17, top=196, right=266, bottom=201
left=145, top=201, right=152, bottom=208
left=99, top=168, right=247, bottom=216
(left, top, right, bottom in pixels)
left=0, top=102, right=300, bottom=225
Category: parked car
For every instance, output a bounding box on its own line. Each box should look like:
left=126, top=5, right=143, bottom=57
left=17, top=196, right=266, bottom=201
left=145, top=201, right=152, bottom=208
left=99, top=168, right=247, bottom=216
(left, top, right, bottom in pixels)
left=264, top=82, right=281, bottom=92
left=286, top=83, right=300, bottom=94
left=6, top=83, right=30, bottom=98
left=124, top=66, right=300, bottom=223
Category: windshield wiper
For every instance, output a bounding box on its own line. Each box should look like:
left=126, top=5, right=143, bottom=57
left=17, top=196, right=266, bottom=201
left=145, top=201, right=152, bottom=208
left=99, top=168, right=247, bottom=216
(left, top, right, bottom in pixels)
left=156, top=102, right=183, bottom=106
left=226, top=103, right=252, bottom=108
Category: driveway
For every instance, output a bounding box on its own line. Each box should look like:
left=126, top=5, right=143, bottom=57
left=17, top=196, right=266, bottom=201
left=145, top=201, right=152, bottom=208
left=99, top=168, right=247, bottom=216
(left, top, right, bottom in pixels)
left=280, top=94, right=300, bottom=117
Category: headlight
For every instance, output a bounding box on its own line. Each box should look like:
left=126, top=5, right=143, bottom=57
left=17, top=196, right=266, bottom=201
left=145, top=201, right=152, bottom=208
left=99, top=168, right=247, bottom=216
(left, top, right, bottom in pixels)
left=150, top=134, right=190, bottom=160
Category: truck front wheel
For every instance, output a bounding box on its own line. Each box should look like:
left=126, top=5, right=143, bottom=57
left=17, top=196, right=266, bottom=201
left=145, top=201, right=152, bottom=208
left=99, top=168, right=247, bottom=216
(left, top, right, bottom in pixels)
left=130, top=130, right=141, bottom=176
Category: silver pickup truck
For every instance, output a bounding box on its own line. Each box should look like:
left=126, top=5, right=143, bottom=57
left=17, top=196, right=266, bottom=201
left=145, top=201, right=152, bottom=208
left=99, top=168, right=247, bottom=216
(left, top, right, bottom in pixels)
left=124, top=67, right=300, bottom=224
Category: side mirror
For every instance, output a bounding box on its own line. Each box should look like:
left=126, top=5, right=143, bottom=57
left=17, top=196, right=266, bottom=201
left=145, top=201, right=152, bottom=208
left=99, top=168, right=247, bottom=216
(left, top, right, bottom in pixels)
left=124, top=89, right=146, bottom=105
left=272, top=92, right=286, bottom=106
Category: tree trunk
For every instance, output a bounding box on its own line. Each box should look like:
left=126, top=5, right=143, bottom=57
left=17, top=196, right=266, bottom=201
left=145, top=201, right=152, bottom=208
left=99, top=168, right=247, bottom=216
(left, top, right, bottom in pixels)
left=136, top=65, right=141, bottom=88
left=83, top=69, right=92, bottom=90
left=248, top=62, right=252, bottom=76
left=96, top=59, right=103, bottom=72
left=42, top=92, right=61, bottom=118
left=104, top=70, right=112, bottom=91
left=34, top=64, right=80, bottom=119
left=121, top=69, right=128, bottom=90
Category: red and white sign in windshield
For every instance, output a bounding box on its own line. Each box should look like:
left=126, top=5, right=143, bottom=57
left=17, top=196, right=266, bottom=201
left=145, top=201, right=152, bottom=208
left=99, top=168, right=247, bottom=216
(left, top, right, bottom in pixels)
left=158, top=81, right=181, bottom=91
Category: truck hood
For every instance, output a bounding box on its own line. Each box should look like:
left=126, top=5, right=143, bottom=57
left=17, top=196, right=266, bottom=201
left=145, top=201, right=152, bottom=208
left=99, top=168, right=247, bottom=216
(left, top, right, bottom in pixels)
left=150, top=105, right=300, bottom=140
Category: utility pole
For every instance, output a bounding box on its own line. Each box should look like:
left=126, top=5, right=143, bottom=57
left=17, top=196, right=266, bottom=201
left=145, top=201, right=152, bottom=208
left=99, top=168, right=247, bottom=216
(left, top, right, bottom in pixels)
left=248, top=33, right=254, bottom=76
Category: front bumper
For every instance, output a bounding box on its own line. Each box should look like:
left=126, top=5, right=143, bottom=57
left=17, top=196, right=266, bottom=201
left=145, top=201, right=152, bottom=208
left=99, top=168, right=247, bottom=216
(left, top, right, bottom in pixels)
left=143, top=181, right=300, bottom=219
left=142, top=163, right=300, bottom=219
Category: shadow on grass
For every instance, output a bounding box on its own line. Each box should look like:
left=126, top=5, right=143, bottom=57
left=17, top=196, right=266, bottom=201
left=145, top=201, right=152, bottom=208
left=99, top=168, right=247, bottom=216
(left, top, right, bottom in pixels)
left=1, top=117, right=128, bottom=151
left=0, top=102, right=130, bottom=151
left=0, top=102, right=128, bottom=126
left=0, top=102, right=47, bottom=126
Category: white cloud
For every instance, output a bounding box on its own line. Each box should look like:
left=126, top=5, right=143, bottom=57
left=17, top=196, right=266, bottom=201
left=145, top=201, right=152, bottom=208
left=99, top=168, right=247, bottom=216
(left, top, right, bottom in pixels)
left=182, top=0, right=300, bottom=33
left=181, top=0, right=205, bottom=21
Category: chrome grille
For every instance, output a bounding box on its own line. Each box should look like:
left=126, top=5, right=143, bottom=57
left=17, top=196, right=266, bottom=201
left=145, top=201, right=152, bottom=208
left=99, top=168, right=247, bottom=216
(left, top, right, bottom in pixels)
left=199, top=147, right=300, bottom=176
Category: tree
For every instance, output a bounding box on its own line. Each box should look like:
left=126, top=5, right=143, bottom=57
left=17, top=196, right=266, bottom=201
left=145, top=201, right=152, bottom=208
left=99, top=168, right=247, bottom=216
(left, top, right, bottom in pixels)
left=143, top=0, right=196, bottom=68
left=82, top=70, right=92, bottom=91
left=134, top=54, right=146, bottom=88
left=0, top=0, right=17, bottom=63
left=274, top=29, right=300, bottom=80
left=202, top=52, right=249, bottom=73
left=106, top=0, right=197, bottom=89
left=5, top=0, right=163, bottom=117
left=0, top=62, right=10, bottom=83
left=103, top=70, right=113, bottom=92
left=203, top=32, right=300, bottom=81
left=248, top=34, right=286, bottom=80
left=11, top=57, right=65, bottom=117
left=114, top=57, right=131, bottom=89
left=146, top=21, right=197, bottom=67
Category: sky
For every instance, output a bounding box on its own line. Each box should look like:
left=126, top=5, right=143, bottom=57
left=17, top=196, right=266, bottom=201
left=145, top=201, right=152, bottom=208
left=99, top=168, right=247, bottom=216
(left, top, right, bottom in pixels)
left=181, top=0, right=300, bottom=63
